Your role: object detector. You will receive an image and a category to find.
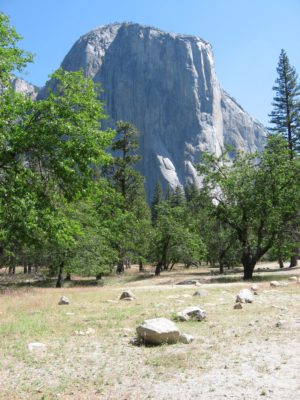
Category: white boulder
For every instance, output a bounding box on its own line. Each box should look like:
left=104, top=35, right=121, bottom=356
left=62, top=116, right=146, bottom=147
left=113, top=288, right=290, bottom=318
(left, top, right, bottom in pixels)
left=236, top=289, right=254, bottom=303
left=136, top=318, right=180, bottom=345
left=58, top=296, right=70, bottom=305
left=176, top=306, right=207, bottom=322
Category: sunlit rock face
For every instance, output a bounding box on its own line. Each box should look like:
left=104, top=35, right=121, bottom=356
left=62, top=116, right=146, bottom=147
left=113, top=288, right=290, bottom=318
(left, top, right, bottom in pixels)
left=59, top=23, right=266, bottom=198
left=11, top=77, right=39, bottom=100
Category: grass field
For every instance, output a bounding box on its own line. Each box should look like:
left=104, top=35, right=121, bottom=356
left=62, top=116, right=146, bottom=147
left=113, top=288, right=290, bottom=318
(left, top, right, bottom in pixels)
left=0, top=263, right=299, bottom=399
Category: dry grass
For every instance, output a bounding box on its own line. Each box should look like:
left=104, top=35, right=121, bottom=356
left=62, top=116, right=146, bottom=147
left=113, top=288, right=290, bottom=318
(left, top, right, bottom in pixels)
left=0, top=263, right=299, bottom=399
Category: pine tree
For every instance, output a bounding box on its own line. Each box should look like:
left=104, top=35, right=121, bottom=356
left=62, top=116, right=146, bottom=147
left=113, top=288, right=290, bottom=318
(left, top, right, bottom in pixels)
left=269, top=50, right=300, bottom=268
left=150, top=181, right=163, bottom=225
left=269, top=49, right=300, bottom=156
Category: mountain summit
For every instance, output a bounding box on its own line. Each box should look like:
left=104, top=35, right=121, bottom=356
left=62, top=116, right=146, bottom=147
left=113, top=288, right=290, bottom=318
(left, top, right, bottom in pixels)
left=59, top=23, right=266, bottom=196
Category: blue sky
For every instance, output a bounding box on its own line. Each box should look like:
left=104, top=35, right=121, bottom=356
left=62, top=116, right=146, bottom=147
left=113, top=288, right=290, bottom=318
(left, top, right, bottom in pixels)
left=1, top=0, right=300, bottom=126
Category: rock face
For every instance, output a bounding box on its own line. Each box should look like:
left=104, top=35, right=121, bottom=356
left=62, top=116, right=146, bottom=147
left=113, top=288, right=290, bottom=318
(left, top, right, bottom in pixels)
left=11, top=77, right=39, bottom=100
left=52, top=23, right=265, bottom=198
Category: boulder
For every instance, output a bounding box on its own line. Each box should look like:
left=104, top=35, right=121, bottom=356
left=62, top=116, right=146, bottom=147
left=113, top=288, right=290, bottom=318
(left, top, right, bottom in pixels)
left=120, top=290, right=136, bottom=300
left=236, top=289, right=254, bottom=303
left=250, top=284, right=258, bottom=291
left=179, top=333, right=194, bottom=344
left=136, top=318, right=180, bottom=345
left=176, top=306, right=207, bottom=322
left=58, top=296, right=70, bottom=305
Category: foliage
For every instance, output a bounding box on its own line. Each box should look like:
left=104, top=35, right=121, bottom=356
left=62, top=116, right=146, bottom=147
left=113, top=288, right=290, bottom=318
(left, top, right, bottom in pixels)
left=198, top=135, right=300, bottom=279
left=269, top=49, right=300, bottom=155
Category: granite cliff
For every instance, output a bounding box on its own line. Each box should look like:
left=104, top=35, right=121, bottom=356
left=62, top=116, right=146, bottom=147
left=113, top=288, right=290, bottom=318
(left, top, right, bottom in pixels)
left=49, top=23, right=267, bottom=197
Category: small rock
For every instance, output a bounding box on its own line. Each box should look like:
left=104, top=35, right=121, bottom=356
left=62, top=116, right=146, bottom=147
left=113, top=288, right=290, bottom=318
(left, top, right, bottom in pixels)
left=58, top=296, right=70, bottom=305
left=66, top=312, right=75, bottom=316
left=250, top=284, right=258, bottom=291
left=236, top=289, right=253, bottom=303
left=275, top=320, right=284, bottom=328
left=27, top=342, right=47, bottom=352
left=234, top=303, right=243, bottom=309
left=176, top=280, right=200, bottom=286
left=270, top=281, right=280, bottom=287
left=179, top=333, right=194, bottom=344
left=288, top=276, right=298, bottom=282
left=193, top=289, right=208, bottom=297
left=253, top=291, right=258, bottom=295
left=120, top=290, right=136, bottom=300
left=176, top=306, right=207, bottom=321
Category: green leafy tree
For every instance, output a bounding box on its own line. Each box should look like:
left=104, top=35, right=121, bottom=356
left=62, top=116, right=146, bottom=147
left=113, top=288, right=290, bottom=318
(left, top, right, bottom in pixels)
left=198, top=136, right=300, bottom=279
left=150, top=181, right=163, bottom=225
left=269, top=49, right=300, bottom=267
left=0, top=14, right=113, bottom=285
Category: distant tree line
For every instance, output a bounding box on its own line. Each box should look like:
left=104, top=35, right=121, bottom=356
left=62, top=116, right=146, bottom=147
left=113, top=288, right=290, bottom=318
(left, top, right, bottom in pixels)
left=0, top=13, right=299, bottom=283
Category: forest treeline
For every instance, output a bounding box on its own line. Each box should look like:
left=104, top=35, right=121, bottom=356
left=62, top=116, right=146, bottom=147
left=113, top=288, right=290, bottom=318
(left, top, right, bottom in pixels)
left=0, top=13, right=299, bottom=284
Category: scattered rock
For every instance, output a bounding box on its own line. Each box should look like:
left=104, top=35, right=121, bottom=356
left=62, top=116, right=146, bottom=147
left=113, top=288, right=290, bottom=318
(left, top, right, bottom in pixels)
left=120, top=290, right=136, bottom=300
left=288, top=276, right=298, bottom=282
left=27, top=342, right=47, bottom=352
left=253, top=291, right=258, bottom=296
left=176, top=280, right=200, bottom=286
left=75, top=327, right=96, bottom=336
left=234, top=303, right=243, bottom=309
left=270, top=281, right=280, bottom=287
left=275, top=320, right=284, bottom=328
left=176, top=306, right=207, bottom=321
left=250, top=284, right=258, bottom=291
left=136, top=317, right=180, bottom=345
left=179, top=333, right=194, bottom=344
left=278, top=282, right=288, bottom=287
left=58, top=296, right=70, bottom=305
left=193, top=289, right=208, bottom=297
left=236, top=289, right=254, bottom=303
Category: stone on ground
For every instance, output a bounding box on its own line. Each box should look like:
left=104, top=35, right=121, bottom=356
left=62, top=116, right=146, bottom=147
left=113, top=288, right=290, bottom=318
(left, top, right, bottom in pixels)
left=136, top=318, right=180, bottom=345
left=234, top=303, right=243, bottom=309
left=250, top=284, right=258, bottom=291
left=236, top=289, right=254, bottom=303
left=120, top=290, right=136, bottom=300
left=270, top=281, right=280, bottom=287
left=179, top=333, right=194, bottom=344
left=58, top=296, right=70, bottom=305
left=176, top=306, right=207, bottom=321
left=27, top=342, right=47, bottom=352
left=288, top=276, right=298, bottom=282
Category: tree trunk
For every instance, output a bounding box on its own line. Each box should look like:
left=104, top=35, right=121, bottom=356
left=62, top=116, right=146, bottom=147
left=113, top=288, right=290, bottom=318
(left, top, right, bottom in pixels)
left=116, top=260, right=125, bottom=275
left=241, top=253, right=257, bottom=280
left=219, top=262, right=224, bottom=274
left=56, top=261, right=64, bottom=288
left=24, top=265, right=28, bottom=274
left=28, top=264, right=32, bottom=274
left=96, top=273, right=102, bottom=280
left=155, top=262, right=162, bottom=276
left=138, top=260, right=144, bottom=272
left=278, top=257, right=284, bottom=269
left=289, top=254, right=298, bottom=268
left=65, top=272, right=71, bottom=281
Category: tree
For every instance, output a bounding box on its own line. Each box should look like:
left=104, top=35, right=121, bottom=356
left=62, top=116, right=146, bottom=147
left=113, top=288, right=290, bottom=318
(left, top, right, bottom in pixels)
left=269, top=49, right=300, bottom=267
left=108, top=121, right=151, bottom=273
left=269, top=49, right=300, bottom=156
left=150, top=181, right=163, bottom=225
left=0, top=14, right=113, bottom=284
left=198, top=136, right=300, bottom=280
